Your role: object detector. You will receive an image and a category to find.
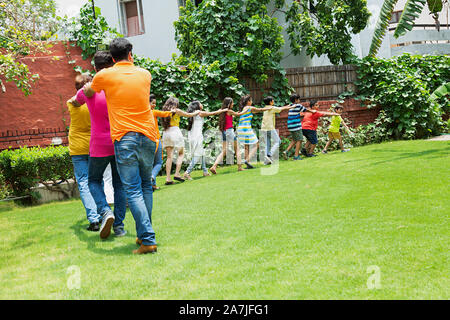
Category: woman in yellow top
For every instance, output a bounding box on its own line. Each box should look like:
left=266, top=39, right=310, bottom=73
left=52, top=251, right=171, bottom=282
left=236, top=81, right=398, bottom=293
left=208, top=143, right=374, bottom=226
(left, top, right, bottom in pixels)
left=161, top=97, right=199, bottom=185
left=67, top=74, right=100, bottom=231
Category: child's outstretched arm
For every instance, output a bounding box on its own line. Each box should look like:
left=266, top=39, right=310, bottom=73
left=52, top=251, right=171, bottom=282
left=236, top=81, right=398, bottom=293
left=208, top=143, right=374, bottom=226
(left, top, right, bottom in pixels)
left=199, top=109, right=228, bottom=117
left=251, top=106, right=273, bottom=113
left=341, top=116, right=353, bottom=134
left=232, top=106, right=252, bottom=117
left=175, top=109, right=200, bottom=117
left=279, top=105, right=295, bottom=111
left=319, top=111, right=340, bottom=117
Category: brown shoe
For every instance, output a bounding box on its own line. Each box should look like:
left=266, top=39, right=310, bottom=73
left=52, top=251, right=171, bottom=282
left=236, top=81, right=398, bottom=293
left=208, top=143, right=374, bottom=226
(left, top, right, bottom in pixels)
left=136, top=238, right=142, bottom=246
left=133, top=244, right=157, bottom=254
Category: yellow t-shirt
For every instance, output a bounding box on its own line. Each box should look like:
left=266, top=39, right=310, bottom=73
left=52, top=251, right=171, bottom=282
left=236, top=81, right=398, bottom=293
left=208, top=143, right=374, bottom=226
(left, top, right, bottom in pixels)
left=91, top=61, right=157, bottom=143
left=261, top=106, right=281, bottom=131
left=170, top=113, right=180, bottom=127
left=67, top=101, right=91, bottom=155
left=329, top=115, right=342, bottom=133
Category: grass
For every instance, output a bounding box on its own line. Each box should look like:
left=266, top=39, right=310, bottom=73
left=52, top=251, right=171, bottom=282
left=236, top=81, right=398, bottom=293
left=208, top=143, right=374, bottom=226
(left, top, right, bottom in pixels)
left=0, top=140, right=449, bottom=299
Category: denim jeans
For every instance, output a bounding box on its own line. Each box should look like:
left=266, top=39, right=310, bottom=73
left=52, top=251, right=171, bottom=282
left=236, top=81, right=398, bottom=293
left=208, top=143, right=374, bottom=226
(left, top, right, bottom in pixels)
left=265, top=129, right=281, bottom=157
left=151, top=141, right=163, bottom=186
left=114, top=132, right=157, bottom=246
left=88, top=156, right=127, bottom=228
left=186, top=155, right=207, bottom=174
left=71, top=155, right=100, bottom=224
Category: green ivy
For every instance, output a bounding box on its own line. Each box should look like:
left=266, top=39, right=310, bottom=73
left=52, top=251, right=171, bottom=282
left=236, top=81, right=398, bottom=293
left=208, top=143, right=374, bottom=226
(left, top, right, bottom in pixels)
left=353, top=54, right=450, bottom=139
left=174, top=0, right=292, bottom=104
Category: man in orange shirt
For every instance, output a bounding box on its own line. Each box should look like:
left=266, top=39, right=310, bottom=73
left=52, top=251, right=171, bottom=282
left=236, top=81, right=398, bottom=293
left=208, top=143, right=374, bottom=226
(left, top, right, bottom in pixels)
left=85, top=38, right=158, bottom=254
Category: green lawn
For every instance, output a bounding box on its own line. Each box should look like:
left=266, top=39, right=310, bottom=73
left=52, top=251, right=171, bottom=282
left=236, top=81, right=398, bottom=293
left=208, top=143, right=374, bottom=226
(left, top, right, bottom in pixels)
left=0, top=140, right=449, bottom=299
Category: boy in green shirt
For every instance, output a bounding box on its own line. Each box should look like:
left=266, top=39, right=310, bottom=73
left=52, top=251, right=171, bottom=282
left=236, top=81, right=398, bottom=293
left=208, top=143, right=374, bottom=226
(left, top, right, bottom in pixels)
left=322, top=105, right=352, bottom=154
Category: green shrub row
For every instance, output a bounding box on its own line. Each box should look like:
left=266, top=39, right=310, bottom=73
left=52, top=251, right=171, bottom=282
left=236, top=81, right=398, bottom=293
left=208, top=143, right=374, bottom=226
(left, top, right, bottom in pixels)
left=0, top=146, right=75, bottom=202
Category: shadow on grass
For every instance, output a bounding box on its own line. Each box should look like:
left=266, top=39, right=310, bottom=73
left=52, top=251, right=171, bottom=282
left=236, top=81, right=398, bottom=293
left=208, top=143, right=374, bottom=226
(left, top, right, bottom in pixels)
left=70, top=218, right=139, bottom=256
left=370, top=147, right=450, bottom=165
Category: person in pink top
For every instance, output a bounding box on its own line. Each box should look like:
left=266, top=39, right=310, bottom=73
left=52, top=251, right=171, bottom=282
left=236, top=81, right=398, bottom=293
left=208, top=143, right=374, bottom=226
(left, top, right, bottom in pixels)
left=210, top=97, right=248, bottom=174
left=70, top=51, right=127, bottom=239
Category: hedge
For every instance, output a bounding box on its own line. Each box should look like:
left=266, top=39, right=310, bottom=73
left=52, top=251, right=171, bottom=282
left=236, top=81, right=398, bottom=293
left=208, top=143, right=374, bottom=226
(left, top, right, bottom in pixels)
left=0, top=146, right=75, bottom=202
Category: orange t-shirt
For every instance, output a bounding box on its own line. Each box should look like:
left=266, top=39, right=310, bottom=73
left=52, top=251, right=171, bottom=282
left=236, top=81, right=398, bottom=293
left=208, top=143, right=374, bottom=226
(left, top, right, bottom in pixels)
left=91, top=61, right=157, bottom=143
left=152, top=109, right=172, bottom=139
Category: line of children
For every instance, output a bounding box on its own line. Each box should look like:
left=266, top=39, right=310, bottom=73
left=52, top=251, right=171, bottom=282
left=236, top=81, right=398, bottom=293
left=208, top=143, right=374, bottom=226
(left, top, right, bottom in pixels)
left=151, top=94, right=352, bottom=184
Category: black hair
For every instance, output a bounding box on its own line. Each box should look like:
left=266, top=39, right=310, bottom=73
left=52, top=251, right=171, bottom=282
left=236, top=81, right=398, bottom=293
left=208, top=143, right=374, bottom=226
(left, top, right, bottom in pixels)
left=335, top=105, right=343, bottom=110
left=310, top=100, right=318, bottom=108
left=219, top=97, right=233, bottom=132
left=187, top=100, right=202, bottom=131
left=149, top=94, right=156, bottom=102
left=109, top=38, right=133, bottom=62
left=289, top=93, right=300, bottom=104
left=239, top=94, right=252, bottom=112
left=93, top=51, right=114, bottom=71
left=263, top=96, right=274, bottom=105
left=161, top=97, right=179, bottom=130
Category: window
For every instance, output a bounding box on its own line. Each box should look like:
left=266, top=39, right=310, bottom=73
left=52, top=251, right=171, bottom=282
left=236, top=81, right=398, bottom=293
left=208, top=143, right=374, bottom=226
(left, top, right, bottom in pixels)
left=118, top=0, right=145, bottom=37
left=390, top=11, right=403, bottom=24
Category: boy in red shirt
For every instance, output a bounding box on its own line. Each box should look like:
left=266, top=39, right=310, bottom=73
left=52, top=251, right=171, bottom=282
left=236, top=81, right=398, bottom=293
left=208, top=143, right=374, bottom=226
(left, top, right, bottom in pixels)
left=301, top=101, right=339, bottom=157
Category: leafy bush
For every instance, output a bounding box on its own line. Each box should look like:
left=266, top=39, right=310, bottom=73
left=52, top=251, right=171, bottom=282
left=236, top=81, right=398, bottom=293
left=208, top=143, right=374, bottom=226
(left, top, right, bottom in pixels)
left=353, top=54, right=450, bottom=139
left=0, top=170, right=12, bottom=200
left=0, top=146, right=75, bottom=203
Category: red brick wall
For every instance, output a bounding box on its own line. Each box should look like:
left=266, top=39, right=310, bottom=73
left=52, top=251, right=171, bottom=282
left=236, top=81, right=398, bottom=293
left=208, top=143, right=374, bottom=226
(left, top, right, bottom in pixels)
left=0, top=41, right=93, bottom=150
left=276, top=98, right=381, bottom=137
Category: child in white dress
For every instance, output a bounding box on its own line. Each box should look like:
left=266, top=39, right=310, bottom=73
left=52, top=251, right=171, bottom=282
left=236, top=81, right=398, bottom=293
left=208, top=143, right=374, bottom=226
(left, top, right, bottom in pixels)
left=184, top=100, right=227, bottom=180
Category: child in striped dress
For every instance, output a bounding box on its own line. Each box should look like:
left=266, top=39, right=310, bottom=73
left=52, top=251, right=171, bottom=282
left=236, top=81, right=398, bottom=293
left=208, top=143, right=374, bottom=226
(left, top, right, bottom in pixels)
left=236, top=94, right=273, bottom=169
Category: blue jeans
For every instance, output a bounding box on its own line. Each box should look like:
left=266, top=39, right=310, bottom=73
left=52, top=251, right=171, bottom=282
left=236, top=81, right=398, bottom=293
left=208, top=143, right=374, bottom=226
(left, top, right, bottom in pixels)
left=186, top=155, right=207, bottom=174
left=71, top=155, right=100, bottom=224
left=151, top=141, right=163, bottom=186
left=114, top=132, right=157, bottom=246
left=88, top=156, right=127, bottom=228
left=265, top=129, right=281, bottom=157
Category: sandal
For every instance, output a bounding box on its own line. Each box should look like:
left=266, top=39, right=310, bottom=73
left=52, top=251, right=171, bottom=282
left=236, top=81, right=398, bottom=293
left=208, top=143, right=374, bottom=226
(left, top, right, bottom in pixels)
left=174, top=176, right=185, bottom=182
left=165, top=181, right=174, bottom=185
left=209, top=167, right=217, bottom=175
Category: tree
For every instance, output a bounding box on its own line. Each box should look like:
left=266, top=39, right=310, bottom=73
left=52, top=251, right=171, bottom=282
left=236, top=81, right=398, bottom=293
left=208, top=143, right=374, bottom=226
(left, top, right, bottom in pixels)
left=175, top=0, right=292, bottom=102
left=369, top=0, right=448, bottom=56
left=0, top=0, right=59, bottom=95
left=273, top=0, right=371, bottom=65
left=61, top=3, right=122, bottom=61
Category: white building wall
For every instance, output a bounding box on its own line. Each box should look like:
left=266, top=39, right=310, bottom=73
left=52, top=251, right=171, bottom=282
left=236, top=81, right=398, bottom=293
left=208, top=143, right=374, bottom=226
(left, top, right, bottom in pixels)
left=96, top=0, right=180, bottom=62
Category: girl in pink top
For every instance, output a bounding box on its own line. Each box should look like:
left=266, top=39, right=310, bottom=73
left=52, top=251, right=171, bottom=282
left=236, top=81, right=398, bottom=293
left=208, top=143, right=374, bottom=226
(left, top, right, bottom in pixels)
left=210, top=97, right=248, bottom=174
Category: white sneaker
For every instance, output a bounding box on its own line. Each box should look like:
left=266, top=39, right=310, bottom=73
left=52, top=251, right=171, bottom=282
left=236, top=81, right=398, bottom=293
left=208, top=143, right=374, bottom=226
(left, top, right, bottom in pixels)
left=100, top=210, right=115, bottom=239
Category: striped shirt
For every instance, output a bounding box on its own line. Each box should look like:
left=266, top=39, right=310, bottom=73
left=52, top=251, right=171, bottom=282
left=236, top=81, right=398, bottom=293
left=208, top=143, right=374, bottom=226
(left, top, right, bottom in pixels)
left=237, top=110, right=258, bottom=145
left=287, top=104, right=308, bottom=132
